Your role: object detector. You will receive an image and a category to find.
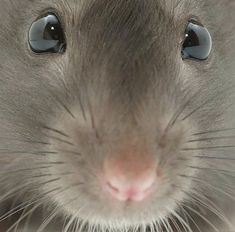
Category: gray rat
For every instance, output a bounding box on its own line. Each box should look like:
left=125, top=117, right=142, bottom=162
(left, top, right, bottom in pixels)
left=0, top=0, right=235, bottom=231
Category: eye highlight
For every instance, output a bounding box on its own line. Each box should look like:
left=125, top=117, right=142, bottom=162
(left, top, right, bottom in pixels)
left=29, top=13, right=66, bottom=54
left=181, top=19, right=212, bottom=61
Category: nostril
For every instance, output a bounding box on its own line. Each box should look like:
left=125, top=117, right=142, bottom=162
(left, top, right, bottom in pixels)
left=106, top=181, right=120, bottom=193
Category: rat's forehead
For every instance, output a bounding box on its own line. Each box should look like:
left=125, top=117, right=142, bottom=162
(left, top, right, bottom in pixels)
left=28, top=0, right=201, bottom=23
left=50, top=0, right=199, bottom=30
left=29, top=0, right=200, bottom=12
left=79, top=0, right=199, bottom=15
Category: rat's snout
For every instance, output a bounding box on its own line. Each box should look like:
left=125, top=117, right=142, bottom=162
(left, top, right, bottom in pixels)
left=102, top=146, right=159, bottom=202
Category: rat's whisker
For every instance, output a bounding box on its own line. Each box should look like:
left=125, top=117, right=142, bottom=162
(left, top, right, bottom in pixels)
left=37, top=183, right=85, bottom=231
left=30, top=172, right=72, bottom=179
left=56, top=149, right=82, bottom=157
left=179, top=205, right=202, bottom=232
left=36, top=161, right=65, bottom=165
left=175, top=184, right=223, bottom=222
left=0, top=149, right=82, bottom=159
left=42, top=133, right=74, bottom=146
left=193, top=156, right=235, bottom=161
left=164, top=218, right=174, bottom=232
left=170, top=209, right=193, bottom=232
left=0, top=166, right=52, bottom=176
left=187, top=136, right=235, bottom=143
left=6, top=201, right=47, bottom=232
left=41, top=125, right=71, bottom=138
left=0, top=150, right=58, bottom=156
left=191, top=128, right=235, bottom=136
left=37, top=196, right=79, bottom=232
left=86, top=90, right=101, bottom=142
left=70, top=74, right=87, bottom=122
left=187, top=165, right=235, bottom=175
left=0, top=137, right=51, bottom=145
left=50, top=91, right=76, bottom=120
left=177, top=186, right=232, bottom=227
left=180, top=203, right=219, bottom=232
left=0, top=178, right=61, bottom=206
left=168, top=214, right=182, bottom=232
left=165, top=89, right=197, bottom=132
left=182, top=84, right=235, bottom=122
left=0, top=187, right=61, bottom=222
left=182, top=145, right=235, bottom=151
left=178, top=175, right=235, bottom=199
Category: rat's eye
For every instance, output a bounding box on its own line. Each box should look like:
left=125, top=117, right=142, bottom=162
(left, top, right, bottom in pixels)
left=181, top=19, right=212, bottom=60
left=29, top=13, right=66, bottom=54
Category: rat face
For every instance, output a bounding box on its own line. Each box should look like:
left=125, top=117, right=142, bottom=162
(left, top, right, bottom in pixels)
left=0, top=0, right=234, bottom=231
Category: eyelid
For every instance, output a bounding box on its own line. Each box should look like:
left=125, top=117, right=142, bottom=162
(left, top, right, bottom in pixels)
left=188, top=16, right=203, bottom=26
left=35, top=8, right=66, bottom=34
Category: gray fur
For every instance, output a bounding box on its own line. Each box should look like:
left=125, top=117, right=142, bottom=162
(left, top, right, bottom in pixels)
left=0, top=0, right=234, bottom=231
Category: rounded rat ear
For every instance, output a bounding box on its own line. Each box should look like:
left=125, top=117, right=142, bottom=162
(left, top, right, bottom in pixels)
left=28, top=13, right=66, bottom=54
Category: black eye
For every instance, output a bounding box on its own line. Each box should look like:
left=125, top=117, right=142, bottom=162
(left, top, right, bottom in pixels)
left=181, top=19, right=212, bottom=60
left=29, top=13, right=66, bottom=54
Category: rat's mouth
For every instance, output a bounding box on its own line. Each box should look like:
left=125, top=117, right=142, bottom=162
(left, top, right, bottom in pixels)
left=52, top=173, right=184, bottom=232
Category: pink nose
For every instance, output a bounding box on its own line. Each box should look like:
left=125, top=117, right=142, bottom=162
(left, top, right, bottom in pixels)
left=102, top=153, right=158, bottom=202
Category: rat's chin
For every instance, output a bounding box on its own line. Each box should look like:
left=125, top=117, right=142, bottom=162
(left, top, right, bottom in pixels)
left=53, top=188, right=180, bottom=230
left=63, top=202, right=173, bottom=230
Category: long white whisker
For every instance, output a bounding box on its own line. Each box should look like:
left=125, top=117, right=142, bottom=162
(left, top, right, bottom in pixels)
left=181, top=203, right=219, bottom=232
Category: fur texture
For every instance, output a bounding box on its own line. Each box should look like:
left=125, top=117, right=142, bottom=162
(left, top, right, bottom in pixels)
left=0, top=0, right=234, bottom=231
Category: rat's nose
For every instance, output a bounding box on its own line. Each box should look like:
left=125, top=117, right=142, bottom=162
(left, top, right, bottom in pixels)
left=102, top=149, right=158, bottom=202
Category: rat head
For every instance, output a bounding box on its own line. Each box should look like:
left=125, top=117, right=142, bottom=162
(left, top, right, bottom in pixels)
left=0, top=0, right=234, bottom=230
